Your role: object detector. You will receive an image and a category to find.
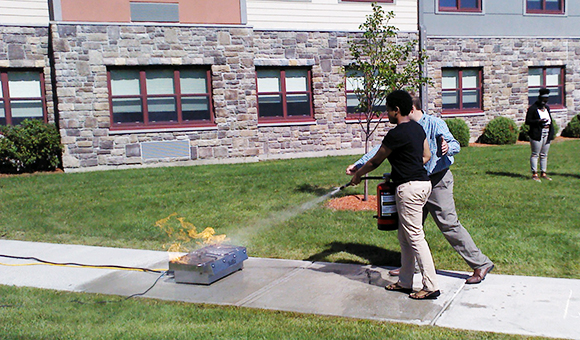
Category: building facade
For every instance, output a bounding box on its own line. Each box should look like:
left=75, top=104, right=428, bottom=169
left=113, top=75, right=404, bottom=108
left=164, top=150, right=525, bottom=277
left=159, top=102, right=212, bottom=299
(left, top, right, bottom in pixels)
left=422, top=0, right=580, bottom=139
left=49, top=0, right=415, bottom=170
left=1, top=0, right=579, bottom=171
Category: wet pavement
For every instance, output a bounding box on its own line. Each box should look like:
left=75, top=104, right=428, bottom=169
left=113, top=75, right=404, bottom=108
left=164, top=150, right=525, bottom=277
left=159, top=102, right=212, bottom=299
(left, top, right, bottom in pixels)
left=1, top=239, right=578, bottom=339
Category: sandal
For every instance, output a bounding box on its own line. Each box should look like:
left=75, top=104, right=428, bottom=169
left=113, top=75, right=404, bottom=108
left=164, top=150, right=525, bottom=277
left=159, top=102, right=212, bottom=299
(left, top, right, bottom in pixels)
left=385, top=282, right=413, bottom=294
left=409, top=289, right=440, bottom=300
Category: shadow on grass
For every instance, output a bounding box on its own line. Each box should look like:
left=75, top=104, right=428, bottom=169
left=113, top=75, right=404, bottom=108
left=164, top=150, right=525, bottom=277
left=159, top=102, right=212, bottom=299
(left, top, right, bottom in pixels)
left=486, top=171, right=529, bottom=179
left=549, top=172, right=580, bottom=179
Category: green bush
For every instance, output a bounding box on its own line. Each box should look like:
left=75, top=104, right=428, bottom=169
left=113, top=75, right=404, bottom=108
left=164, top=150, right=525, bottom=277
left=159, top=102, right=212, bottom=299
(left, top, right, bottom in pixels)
left=518, top=123, right=530, bottom=141
left=0, top=120, right=62, bottom=173
left=561, top=114, right=580, bottom=138
left=519, top=120, right=560, bottom=141
left=445, top=118, right=470, bottom=147
left=479, top=117, right=518, bottom=145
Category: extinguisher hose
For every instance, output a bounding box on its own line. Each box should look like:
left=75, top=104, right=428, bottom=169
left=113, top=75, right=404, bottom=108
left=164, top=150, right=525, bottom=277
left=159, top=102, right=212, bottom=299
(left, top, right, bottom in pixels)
left=339, top=176, right=386, bottom=190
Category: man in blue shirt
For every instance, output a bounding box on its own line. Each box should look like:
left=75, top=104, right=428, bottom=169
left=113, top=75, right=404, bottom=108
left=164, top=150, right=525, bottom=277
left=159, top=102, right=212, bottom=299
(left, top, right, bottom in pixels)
left=346, top=98, right=494, bottom=284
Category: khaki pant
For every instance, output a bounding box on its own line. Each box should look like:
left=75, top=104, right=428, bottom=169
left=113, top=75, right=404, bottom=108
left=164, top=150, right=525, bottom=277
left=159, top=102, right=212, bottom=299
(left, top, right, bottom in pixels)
left=396, top=180, right=438, bottom=292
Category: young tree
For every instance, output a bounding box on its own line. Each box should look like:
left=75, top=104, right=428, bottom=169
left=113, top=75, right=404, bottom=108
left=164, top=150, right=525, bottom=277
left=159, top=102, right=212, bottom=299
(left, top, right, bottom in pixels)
left=347, top=3, right=430, bottom=200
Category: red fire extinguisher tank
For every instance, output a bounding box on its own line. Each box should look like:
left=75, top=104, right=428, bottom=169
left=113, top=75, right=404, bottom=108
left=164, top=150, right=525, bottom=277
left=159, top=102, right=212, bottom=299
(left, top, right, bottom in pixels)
left=377, top=174, right=398, bottom=231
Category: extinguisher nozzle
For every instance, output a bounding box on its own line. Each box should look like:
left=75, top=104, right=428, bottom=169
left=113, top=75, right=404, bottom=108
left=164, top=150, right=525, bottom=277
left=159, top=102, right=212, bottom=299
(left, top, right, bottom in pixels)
left=339, top=181, right=353, bottom=190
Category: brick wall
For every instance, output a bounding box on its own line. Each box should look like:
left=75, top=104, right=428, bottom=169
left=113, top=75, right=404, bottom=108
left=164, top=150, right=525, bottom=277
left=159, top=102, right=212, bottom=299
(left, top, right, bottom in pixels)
left=426, top=37, right=580, bottom=140
left=52, top=24, right=397, bottom=170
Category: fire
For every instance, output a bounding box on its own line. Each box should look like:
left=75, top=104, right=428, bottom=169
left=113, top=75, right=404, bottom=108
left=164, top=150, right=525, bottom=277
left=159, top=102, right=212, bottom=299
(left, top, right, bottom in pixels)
left=155, top=213, right=228, bottom=262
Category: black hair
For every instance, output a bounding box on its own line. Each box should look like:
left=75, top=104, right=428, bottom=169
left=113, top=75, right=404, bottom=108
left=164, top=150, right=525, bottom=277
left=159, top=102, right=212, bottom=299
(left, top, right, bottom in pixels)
left=386, top=90, right=413, bottom=116
left=539, top=87, right=550, bottom=98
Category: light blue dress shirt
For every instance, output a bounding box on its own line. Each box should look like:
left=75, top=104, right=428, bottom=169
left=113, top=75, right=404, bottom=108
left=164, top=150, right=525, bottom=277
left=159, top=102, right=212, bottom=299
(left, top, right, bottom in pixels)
left=353, top=114, right=460, bottom=176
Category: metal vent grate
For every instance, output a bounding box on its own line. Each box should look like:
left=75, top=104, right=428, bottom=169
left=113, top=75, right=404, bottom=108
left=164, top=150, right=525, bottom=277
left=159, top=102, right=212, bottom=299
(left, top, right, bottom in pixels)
left=141, top=140, right=190, bottom=160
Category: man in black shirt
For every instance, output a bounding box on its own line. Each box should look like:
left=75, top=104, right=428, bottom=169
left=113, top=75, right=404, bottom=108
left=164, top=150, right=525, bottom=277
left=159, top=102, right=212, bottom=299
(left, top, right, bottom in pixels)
left=350, top=90, right=440, bottom=300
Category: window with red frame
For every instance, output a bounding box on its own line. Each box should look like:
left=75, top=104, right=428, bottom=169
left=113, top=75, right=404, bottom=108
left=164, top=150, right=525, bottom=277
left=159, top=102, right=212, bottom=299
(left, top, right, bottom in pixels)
left=345, top=68, right=386, bottom=119
left=439, top=0, right=481, bottom=12
left=526, top=0, right=564, bottom=14
left=0, top=69, right=47, bottom=126
left=528, top=67, right=565, bottom=107
left=256, top=68, right=313, bottom=121
left=442, top=68, right=483, bottom=113
left=108, top=67, right=213, bottom=129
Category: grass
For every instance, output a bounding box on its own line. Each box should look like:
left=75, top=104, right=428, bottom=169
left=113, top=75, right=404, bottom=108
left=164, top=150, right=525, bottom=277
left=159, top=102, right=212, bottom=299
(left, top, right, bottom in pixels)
left=1, top=139, right=578, bottom=339
left=0, top=286, right=534, bottom=340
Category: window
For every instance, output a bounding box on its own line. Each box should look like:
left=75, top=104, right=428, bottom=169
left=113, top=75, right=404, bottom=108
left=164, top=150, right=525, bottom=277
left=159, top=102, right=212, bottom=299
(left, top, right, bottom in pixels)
left=439, top=0, right=481, bottom=12
left=528, top=67, right=564, bottom=107
left=526, top=0, right=564, bottom=14
left=345, top=69, right=364, bottom=117
left=108, top=67, right=213, bottom=130
left=0, top=69, right=47, bottom=126
left=130, top=2, right=180, bottom=22
left=256, top=68, right=313, bottom=121
left=345, top=68, right=386, bottom=119
left=441, top=68, right=483, bottom=113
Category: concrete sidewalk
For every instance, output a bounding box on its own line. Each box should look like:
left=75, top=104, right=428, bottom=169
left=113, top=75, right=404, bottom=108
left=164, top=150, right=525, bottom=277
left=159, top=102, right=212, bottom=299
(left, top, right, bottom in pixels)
left=0, top=239, right=578, bottom=339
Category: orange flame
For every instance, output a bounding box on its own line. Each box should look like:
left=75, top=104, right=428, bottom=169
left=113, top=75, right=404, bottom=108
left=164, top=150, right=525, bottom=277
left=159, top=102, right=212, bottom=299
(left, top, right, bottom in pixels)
left=155, top=213, right=229, bottom=262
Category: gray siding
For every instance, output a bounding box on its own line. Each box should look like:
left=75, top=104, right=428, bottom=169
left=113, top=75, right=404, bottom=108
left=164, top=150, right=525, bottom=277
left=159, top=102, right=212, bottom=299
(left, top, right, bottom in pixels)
left=423, top=0, right=580, bottom=37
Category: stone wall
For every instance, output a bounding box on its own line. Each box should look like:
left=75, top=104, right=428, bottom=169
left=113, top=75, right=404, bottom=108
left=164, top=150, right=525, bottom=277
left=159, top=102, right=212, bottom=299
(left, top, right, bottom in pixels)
left=0, top=25, right=54, bottom=124
left=426, top=37, right=580, bottom=141
left=52, top=24, right=397, bottom=170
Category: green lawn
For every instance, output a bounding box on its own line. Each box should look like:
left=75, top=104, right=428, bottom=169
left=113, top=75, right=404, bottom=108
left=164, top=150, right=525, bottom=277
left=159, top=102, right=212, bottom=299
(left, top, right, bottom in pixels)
left=1, top=139, right=578, bottom=339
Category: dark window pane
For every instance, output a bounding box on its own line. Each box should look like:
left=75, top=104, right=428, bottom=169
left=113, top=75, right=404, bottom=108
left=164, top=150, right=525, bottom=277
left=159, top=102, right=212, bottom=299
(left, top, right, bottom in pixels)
left=112, top=98, right=143, bottom=123
left=528, top=88, right=541, bottom=105
left=287, top=94, right=310, bottom=117
left=10, top=100, right=44, bottom=122
left=346, top=93, right=360, bottom=114
left=462, top=90, right=480, bottom=109
left=147, top=97, right=177, bottom=122
left=527, top=0, right=542, bottom=10
left=440, top=0, right=457, bottom=7
left=182, top=97, right=210, bottom=121
left=258, top=94, right=283, bottom=117
left=461, top=0, right=478, bottom=9
left=442, top=90, right=459, bottom=109
left=0, top=100, right=5, bottom=122
left=545, top=0, right=561, bottom=11
left=547, top=86, right=563, bottom=106
left=0, top=99, right=5, bottom=125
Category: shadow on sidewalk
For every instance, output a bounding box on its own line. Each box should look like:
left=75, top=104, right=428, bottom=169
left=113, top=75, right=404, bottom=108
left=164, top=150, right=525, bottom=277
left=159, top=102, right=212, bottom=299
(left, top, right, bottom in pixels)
left=305, top=242, right=401, bottom=267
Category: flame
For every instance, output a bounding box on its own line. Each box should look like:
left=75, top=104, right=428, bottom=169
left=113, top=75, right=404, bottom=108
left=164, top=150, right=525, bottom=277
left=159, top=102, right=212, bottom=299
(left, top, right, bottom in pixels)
left=156, top=213, right=229, bottom=262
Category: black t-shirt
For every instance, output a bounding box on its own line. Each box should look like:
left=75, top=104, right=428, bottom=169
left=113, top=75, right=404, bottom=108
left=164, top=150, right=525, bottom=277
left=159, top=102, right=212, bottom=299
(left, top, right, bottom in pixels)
left=382, top=120, right=429, bottom=186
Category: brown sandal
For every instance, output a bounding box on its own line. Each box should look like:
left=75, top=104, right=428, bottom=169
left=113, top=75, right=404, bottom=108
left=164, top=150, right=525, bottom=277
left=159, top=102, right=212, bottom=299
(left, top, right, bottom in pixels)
left=409, top=289, right=440, bottom=300
left=385, top=282, right=412, bottom=294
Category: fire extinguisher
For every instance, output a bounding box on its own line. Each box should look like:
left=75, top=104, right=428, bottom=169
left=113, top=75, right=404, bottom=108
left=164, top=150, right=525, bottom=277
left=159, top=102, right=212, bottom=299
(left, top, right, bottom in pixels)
left=376, top=173, right=398, bottom=231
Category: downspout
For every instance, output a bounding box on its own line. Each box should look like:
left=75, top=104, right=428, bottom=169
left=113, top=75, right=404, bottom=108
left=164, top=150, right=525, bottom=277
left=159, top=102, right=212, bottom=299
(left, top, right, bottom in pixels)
left=417, top=0, right=429, bottom=115
left=47, top=0, right=63, bottom=168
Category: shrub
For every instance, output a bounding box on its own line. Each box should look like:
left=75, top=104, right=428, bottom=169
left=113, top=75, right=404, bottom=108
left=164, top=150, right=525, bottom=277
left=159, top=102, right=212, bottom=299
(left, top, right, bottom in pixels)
left=479, top=117, right=518, bottom=145
left=519, top=120, right=560, bottom=141
left=445, top=118, right=470, bottom=147
left=0, top=120, right=62, bottom=173
left=561, top=114, right=580, bottom=138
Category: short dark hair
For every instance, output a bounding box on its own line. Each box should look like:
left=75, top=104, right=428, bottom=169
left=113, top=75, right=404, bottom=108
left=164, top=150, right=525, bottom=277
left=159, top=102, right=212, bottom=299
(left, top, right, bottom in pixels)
left=412, top=97, right=422, bottom=111
left=386, top=90, right=413, bottom=116
left=539, top=87, right=550, bottom=98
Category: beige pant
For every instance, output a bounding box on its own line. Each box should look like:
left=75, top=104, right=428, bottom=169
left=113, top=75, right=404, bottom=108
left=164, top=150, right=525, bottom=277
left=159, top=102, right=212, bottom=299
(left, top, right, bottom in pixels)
left=396, top=180, right=438, bottom=292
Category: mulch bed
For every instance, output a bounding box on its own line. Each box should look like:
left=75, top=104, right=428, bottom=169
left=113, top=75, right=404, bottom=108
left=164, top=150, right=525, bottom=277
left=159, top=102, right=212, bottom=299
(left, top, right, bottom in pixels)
left=326, top=194, right=377, bottom=211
